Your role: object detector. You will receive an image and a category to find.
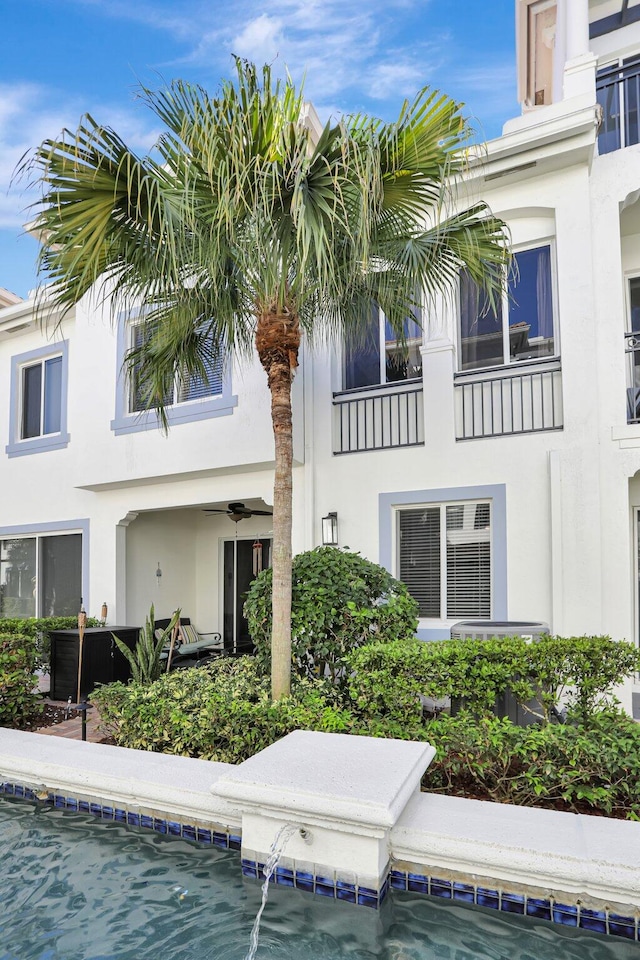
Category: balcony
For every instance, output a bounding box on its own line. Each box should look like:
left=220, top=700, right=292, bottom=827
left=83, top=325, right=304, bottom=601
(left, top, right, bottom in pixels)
left=454, top=360, right=563, bottom=441
left=597, top=57, right=640, bottom=154
left=625, top=332, right=640, bottom=423
left=332, top=381, right=424, bottom=454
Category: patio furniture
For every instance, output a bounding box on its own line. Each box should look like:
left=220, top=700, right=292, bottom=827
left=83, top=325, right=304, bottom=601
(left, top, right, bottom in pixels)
left=155, top=616, right=223, bottom=669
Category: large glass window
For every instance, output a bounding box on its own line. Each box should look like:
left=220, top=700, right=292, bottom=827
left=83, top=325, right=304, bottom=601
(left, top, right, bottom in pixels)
left=129, top=323, right=223, bottom=414
left=21, top=355, right=63, bottom=439
left=597, top=55, right=640, bottom=155
left=0, top=534, right=82, bottom=618
left=625, top=277, right=640, bottom=422
left=459, top=245, right=555, bottom=371
left=344, top=305, right=423, bottom=390
left=398, top=502, right=491, bottom=620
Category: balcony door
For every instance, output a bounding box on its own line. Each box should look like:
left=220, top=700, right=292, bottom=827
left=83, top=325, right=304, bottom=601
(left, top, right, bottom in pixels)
left=223, top=537, right=271, bottom=654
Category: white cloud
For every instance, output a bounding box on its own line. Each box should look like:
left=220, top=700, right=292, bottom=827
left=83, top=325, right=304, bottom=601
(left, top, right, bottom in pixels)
left=231, top=14, right=284, bottom=63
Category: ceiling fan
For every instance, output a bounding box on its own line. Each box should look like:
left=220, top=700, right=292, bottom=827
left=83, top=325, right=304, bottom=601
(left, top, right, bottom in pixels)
left=204, top=502, right=273, bottom=523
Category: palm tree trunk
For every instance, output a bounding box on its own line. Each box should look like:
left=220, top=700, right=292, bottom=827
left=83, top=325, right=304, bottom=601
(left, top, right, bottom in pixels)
left=256, top=304, right=300, bottom=700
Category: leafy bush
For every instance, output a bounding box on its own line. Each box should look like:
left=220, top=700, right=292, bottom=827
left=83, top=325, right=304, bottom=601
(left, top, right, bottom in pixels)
left=93, top=657, right=359, bottom=762
left=0, top=633, right=43, bottom=729
left=424, top=711, right=640, bottom=819
left=245, top=547, right=418, bottom=683
left=346, top=635, right=640, bottom=723
left=0, top=616, right=101, bottom=671
left=113, top=606, right=179, bottom=684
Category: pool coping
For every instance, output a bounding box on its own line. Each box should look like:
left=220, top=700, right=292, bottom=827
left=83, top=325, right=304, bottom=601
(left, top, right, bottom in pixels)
left=0, top=729, right=638, bottom=941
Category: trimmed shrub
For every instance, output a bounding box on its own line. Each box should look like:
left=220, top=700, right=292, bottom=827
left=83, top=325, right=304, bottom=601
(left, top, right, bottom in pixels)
left=346, top=635, right=640, bottom=723
left=92, top=657, right=359, bottom=763
left=0, top=633, right=43, bottom=729
left=424, top=711, right=640, bottom=820
left=0, top=616, right=100, bottom=671
left=244, top=547, right=418, bottom=683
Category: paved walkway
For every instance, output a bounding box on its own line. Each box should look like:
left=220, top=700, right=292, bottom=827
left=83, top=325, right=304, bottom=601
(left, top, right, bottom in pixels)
left=34, top=700, right=109, bottom=743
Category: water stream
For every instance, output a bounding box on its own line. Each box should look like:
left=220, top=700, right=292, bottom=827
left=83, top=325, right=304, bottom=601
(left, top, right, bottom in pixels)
left=243, top=823, right=300, bottom=960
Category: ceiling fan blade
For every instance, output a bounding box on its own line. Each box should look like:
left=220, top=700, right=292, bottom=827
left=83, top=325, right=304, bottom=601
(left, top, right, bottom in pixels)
left=249, top=509, right=273, bottom=516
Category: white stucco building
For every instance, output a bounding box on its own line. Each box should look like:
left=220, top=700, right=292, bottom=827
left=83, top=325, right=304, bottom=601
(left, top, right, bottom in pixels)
left=2, top=0, right=640, bottom=712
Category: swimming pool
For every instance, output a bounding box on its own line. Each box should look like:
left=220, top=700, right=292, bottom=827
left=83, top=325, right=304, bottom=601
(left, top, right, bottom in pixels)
left=0, top=796, right=636, bottom=960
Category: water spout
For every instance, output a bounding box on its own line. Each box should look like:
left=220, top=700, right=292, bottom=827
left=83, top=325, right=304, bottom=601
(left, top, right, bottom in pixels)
left=244, top=823, right=299, bottom=960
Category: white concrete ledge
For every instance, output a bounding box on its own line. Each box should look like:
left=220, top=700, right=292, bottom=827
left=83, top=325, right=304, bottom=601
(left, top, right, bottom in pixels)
left=392, top=792, right=640, bottom=911
left=0, top=729, right=240, bottom=831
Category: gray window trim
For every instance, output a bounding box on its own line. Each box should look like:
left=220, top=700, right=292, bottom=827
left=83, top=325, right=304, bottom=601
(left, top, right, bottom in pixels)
left=110, top=312, right=237, bottom=436
left=5, top=342, right=70, bottom=458
left=379, top=484, right=507, bottom=640
left=0, top=519, right=90, bottom=613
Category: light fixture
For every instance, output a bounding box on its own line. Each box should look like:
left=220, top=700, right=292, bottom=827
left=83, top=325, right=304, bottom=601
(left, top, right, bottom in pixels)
left=321, top=512, right=339, bottom=547
left=156, top=562, right=162, bottom=583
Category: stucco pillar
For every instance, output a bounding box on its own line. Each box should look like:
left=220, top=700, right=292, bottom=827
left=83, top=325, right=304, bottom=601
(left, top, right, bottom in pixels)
left=563, top=0, right=596, bottom=100
left=421, top=297, right=457, bottom=451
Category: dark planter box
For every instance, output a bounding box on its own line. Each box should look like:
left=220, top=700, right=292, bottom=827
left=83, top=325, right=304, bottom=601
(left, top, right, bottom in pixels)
left=50, top=627, right=140, bottom=701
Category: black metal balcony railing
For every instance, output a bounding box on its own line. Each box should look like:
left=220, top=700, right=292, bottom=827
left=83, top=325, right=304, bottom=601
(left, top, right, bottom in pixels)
left=332, top=383, right=424, bottom=454
left=454, top=361, right=563, bottom=440
left=625, top=332, right=640, bottom=423
left=597, top=58, right=640, bottom=154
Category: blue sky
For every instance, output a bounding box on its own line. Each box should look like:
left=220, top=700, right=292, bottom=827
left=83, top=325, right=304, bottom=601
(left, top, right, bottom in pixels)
left=1, top=0, right=517, bottom=299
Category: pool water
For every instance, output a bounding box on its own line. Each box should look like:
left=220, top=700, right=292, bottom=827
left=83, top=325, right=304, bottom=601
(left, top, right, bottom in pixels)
left=0, top=797, right=636, bottom=960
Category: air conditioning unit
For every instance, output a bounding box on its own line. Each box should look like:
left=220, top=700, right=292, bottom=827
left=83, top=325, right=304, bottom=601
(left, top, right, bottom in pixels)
left=450, top=620, right=549, bottom=641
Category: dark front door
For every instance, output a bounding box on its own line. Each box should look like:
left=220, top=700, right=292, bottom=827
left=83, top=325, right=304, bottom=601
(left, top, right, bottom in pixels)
left=223, top=538, right=271, bottom=654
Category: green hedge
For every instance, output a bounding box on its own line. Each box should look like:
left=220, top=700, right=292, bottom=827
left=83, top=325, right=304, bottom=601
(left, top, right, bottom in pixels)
left=245, top=547, right=418, bottom=683
left=0, top=616, right=100, bottom=670
left=92, top=658, right=358, bottom=763
left=424, top=711, right=640, bottom=819
left=346, top=635, right=640, bottom=723
left=0, top=633, right=43, bottom=729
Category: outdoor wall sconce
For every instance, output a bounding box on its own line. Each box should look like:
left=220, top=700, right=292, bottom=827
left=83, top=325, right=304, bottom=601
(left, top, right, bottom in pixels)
left=322, top=512, right=339, bottom=547
left=156, top=562, right=162, bottom=583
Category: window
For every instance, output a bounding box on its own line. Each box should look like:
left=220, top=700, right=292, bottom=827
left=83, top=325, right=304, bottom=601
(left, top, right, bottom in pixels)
left=344, top=305, right=422, bottom=390
left=597, top=55, right=640, bottom=155
left=6, top=343, right=70, bottom=458
left=527, top=1, right=556, bottom=106
left=0, top=533, right=82, bottom=617
left=111, top=314, right=237, bottom=435
left=398, top=501, right=491, bottom=620
left=459, top=245, right=555, bottom=371
left=129, top=322, right=224, bottom=414
left=625, top=276, right=640, bottom=422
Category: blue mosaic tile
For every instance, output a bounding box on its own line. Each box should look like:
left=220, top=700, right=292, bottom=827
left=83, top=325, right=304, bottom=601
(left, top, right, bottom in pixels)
left=407, top=873, right=429, bottom=895
left=229, top=834, right=242, bottom=851
left=242, top=863, right=258, bottom=879
left=90, top=803, right=102, bottom=816
left=65, top=798, right=78, bottom=812
left=127, top=812, right=141, bottom=827
left=14, top=785, right=25, bottom=798
left=477, top=888, right=500, bottom=910
left=380, top=878, right=390, bottom=902
left=336, top=881, right=356, bottom=903
left=275, top=873, right=295, bottom=888
left=114, top=809, right=126, bottom=822
left=430, top=879, right=452, bottom=899
left=579, top=909, right=607, bottom=935
left=552, top=904, right=578, bottom=927
left=101, top=807, right=114, bottom=820
left=295, top=872, right=314, bottom=893
left=54, top=795, right=65, bottom=808
left=140, top=814, right=153, bottom=830
left=182, top=825, right=196, bottom=841
left=608, top=914, right=637, bottom=940
left=78, top=800, right=90, bottom=813
left=526, top=898, right=552, bottom=921
left=153, top=818, right=167, bottom=834
left=501, top=893, right=525, bottom=915
left=357, top=891, right=378, bottom=908
left=213, top=831, right=228, bottom=848
left=315, top=882, right=336, bottom=898
left=168, top=821, right=181, bottom=837
left=390, top=871, right=407, bottom=891
left=453, top=882, right=475, bottom=904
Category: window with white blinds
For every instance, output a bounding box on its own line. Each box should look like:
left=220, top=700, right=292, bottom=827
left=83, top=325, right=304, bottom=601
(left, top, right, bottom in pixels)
left=398, top=501, right=491, bottom=619
left=129, top=323, right=224, bottom=413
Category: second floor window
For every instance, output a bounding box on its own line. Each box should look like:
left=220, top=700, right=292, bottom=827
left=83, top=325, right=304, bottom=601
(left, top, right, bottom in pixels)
left=129, top=323, right=224, bottom=414
left=344, top=305, right=423, bottom=390
left=21, top=355, right=63, bottom=439
left=597, top=55, right=640, bottom=155
left=459, top=244, right=555, bottom=371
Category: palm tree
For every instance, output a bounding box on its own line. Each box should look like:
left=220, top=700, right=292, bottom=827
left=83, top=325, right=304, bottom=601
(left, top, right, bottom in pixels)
left=24, top=59, right=509, bottom=700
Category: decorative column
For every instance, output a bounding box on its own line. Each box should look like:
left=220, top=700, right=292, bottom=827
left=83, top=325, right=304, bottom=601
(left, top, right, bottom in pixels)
left=563, top=0, right=596, bottom=101
left=421, top=294, right=457, bottom=450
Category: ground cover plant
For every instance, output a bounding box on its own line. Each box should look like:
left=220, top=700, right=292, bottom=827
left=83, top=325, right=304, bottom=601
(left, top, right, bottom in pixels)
left=93, top=632, right=640, bottom=819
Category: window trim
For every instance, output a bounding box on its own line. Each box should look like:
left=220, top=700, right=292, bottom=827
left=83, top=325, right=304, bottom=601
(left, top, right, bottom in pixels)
left=6, top=342, right=70, bottom=458
left=342, top=303, right=424, bottom=392
left=0, top=519, right=90, bottom=615
left=111, top=312, right=238, bottom=436
left=457, top=240, right=559, bottom=374
left=379, top=484, right=507, bottom=640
